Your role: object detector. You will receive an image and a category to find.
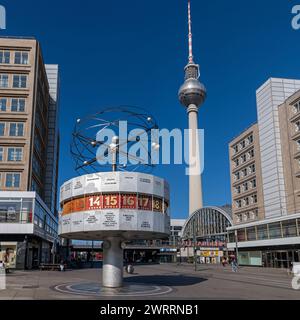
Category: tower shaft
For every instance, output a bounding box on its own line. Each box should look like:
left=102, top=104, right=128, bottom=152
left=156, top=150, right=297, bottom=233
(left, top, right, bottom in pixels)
left=188, top=105, right=203, bottom=215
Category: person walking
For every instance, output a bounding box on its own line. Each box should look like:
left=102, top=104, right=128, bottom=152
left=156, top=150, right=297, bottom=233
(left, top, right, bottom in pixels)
left=231, top=259, right=238, bottom=273
left=222, top=258, right=227, bottom=267
left=59, top=260, right=65, bottom=272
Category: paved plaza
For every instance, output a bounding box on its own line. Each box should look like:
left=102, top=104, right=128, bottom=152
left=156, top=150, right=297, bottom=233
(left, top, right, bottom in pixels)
left=0, top=264, right=299, bottom=300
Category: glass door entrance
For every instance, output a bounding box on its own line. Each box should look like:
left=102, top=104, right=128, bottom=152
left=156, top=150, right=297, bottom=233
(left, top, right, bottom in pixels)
left=275, top=251, right=288, bottom=269
left=264, top=250, right=300, bottom=269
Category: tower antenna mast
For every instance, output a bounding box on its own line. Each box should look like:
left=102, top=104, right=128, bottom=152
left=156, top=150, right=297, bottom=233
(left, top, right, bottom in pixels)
left=188, top=0, right=194, bottom=64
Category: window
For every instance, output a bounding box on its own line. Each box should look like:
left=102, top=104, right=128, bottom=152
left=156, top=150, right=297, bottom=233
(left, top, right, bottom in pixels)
left=9, top=123, right=24, bottom=137
left=11, top=98, right=25, bottom=112
left=293, top=101, right=300, bottom=114
left=31, top=178, right=42, bottom=198
left=269, top=222, right=282, bottom=239
left=0, top=98, right=7, bottom=111
left=0, top=122, right=4, bottom=136
left=32, top=154, right=43, bottom=180
left=5, top=173, right=21, bottom=188
left=0, top=74, right=9, bottom=88
left=0, top=147, right=3, bottom=161
left=34, top=134, right=43, bottom=154
left=236, top=200, right=242, bottom=209
left=247, top=227, right=257, bottom=241
left=251, top=179, right=257, bottom=188
left=236, top=215, right=242, bottom=223
left=233, top=145, right=239, bottom=154
left=7, top=148, right=23, bottom=162
left=240, top=140, right=246, bottom=149
left=257, top=225, right=268, bottom=240
left=282, top=220, right=297, bottom=238
left=234, top=172, right=240, bottom=181
left=250, top=210, right=258, bottom=220
left=35, top=111, right=46, bottom=136
left=244, top=197, right=249, bottom=206
left=297, top=140, right=300, bottom=151
left=14, top=52, right=29, bottom=65
left=243, top=212, right=250, bottom=221
left=0, top=51, right=10, bottom=64
left=249, top=149, right=255, bottom=158
left=295, top=121, right=300, bottom=133
left=248, top=135, right=254, bottom=144
left=235, top=186, right=241, bottom=194
left=234, top=159, right=239, bottom=167
left=249, top=164, right=256, bottom=174
left=251, top=194, right=258, bottom=204
left=242, top=168, right=248, bottom=177
left=237, top=229, right=246, bottom=241
left=241, top=154, right=247, bottom=163
left=243, top=182, right=248, bottom=192
left=12, top=75, right=27, bottom=88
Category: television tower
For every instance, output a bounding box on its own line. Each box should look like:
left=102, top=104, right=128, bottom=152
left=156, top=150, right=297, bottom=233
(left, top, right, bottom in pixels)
left=179, top=0, right=206, bottom=216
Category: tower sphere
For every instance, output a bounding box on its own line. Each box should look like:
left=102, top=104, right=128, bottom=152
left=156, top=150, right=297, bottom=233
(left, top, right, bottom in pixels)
left=178, top=78, right=207, bottom=108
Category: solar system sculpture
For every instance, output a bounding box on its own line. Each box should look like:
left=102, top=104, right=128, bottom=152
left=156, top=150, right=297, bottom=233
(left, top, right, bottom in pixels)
left=59, top=107, right=171, bottom=288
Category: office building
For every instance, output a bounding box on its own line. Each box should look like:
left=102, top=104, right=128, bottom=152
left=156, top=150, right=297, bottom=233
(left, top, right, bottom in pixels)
left=0, top=37, right=60, bottom=269
left=228, top=78, right=300, bottom=268
left=229, top=124, right=264, bottom=225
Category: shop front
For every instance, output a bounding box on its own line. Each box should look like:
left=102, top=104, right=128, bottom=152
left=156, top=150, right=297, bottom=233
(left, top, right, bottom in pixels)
left=233, top=247, right=300, bottom=268
left=227, top=214, right=300, bottom=268
left=199, top=248, right=223, bottom=264
left=237, top=251, right=263, bottom=266
left=179, top=241, right=226, bottom=264
left=263, top=249, right=300, bottom=268
left=0, top=192, right=58, bottom=270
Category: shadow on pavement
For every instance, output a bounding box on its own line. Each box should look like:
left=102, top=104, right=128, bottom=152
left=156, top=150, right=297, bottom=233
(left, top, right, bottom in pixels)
left=124, top=274, right=207, bottom=286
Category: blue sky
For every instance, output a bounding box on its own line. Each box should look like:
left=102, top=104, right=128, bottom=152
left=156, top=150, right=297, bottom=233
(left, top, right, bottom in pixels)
left=1, top=0, right=300, bottom=219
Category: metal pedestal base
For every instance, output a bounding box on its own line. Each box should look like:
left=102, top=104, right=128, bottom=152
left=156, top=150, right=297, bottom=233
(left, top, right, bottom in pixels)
left=102, top=237, right=123, bottom=288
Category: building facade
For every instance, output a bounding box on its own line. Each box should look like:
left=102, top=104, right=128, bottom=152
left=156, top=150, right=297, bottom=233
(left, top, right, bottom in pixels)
left=228, top=78, right=300, bottom=268
left=0, top=37, right=60, bottom=269
left=229, top=124, right=265, bottom=225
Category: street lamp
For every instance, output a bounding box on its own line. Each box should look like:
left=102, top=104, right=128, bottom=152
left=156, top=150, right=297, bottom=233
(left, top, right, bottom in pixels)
left=193, top=219, right=197, bottom=271
left=91, top=240, right=94, bottom=269
left=235, top=230, right=239, bottom=266
left=23, top=236, right=28, bottom=270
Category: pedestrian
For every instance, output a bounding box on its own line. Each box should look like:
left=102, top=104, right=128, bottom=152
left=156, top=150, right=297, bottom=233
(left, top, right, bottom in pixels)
left=231, top=259, right=238, bottom=273
left=59, top=260, right=65, bottom=272
left=221, top=258, right=226, bottom=267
